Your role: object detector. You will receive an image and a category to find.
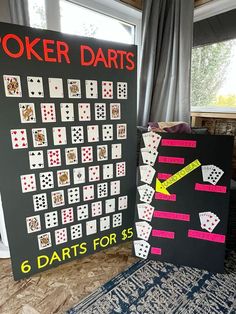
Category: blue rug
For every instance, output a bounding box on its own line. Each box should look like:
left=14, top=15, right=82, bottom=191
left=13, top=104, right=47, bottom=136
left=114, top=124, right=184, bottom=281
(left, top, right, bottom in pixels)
left=67, top=251, right=236, bottom=314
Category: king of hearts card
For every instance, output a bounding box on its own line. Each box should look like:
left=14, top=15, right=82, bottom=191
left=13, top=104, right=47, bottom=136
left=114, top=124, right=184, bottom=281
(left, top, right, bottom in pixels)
left=135, top=132, right=233, bottom=273
left=0, top=22, right=137, bottom=280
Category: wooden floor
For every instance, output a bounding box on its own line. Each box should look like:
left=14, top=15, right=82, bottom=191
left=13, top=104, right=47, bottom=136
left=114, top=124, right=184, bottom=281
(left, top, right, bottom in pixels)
left=0, top=242, right=136, bottom=314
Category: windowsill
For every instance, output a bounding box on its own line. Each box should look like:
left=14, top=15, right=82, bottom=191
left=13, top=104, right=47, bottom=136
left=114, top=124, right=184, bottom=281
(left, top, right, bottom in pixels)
left=191, top=106, right=236, bottom=114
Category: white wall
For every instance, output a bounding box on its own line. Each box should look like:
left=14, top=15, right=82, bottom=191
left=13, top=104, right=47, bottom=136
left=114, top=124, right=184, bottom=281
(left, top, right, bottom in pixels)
left=0, top=0, right=11, bottom=23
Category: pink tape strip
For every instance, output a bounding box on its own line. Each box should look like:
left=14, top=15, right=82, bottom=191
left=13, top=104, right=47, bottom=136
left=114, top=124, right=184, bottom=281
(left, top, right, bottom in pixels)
left=151, top=247, right=162, bottom=255
left=157, top=173, right=172, bottom=180
left=188, top=229, right=225, bottom=243
left=195, top=183, right=227, bottom=193
left=161, top=139, right=197, bottom=148
left=158, top=156, right=184, bottom=164
left=155, top=193, right=176, bottom=201
left=154, top=210, right=190, bottom=221
left=152, top=229, right=175, bottom=239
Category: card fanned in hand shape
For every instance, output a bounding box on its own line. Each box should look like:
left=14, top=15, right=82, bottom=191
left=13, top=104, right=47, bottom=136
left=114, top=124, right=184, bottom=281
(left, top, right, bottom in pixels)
left=134, top=132, right=233, bottom=273
left=0, top=22, right=137, bottom=280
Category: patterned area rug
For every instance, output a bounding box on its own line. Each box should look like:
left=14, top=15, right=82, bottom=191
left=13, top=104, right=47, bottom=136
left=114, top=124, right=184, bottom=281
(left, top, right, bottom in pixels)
left=67, top=251, right=236, bottom=314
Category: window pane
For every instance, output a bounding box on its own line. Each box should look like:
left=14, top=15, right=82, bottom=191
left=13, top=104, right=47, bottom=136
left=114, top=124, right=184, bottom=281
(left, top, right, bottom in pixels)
left=28, top=0, right=47, bottom=29
left=191, top=39, right=236, bottom=112
left=60, top=0, right=135, bottom=44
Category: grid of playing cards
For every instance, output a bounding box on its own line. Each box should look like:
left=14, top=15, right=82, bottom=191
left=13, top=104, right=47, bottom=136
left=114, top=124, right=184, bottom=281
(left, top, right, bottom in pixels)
left=6, top=75, right=129, bottom=250
left=135, top=132, right=161, bottom=259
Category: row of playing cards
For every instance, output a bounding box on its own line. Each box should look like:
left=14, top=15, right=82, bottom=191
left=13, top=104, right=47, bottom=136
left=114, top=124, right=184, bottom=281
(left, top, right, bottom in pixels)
left=201, top=165, right=224, bottom=185
left=137, top=184, right=155, bottom=204
left=141, top=132, right=161, bottom=166
left=139, top=165, right=156, bottom=184
left=199, top=211, right=220, bottom=233
left=3, top=75, right=128, bottom=99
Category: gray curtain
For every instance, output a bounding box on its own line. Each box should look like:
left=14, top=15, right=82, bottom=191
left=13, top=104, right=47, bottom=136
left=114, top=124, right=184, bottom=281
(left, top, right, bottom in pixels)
left=8, top=0, right=29, bottom=26
left=138, top=0, right=194, bottom=126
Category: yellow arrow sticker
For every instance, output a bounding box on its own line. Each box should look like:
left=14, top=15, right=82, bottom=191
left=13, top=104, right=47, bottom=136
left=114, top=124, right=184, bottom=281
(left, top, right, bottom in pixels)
left=156, top=159, right=201, bottom=194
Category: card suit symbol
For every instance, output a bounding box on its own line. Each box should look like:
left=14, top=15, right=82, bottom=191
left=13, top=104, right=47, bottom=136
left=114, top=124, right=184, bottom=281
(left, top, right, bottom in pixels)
left=37, top=79, right=40, bottom=83
left=30, top=79, right=33, bottom=82
left=31, top=91, right=35, bottom=95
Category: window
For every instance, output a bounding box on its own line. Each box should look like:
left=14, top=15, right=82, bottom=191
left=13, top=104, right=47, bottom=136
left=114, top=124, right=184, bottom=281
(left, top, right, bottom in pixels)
left=27, top=0, right=141, bottom=46
left=191, top=39, right=236, bottom=112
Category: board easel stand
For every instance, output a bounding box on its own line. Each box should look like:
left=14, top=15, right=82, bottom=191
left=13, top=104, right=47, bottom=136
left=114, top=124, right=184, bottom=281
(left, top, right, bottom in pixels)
left=0, top=193, right=10, bottom=258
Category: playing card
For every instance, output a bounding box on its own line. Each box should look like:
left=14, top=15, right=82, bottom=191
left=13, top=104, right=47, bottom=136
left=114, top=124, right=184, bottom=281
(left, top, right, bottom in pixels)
left=77, top=204, right=89, bottom=221
left=29, top=150, right=44, bottom=169
left=97, top=182, right=108, bottom=198
left=89, top=165, right=100, bottom=182
left=117, top=124, right=127, bottom=140
left=100, top=216, right=110, bottom=231
left=65, top=147, right=78, bottom=165
left=137, top=203, right=154, bottom=222
left=73, top=167, right=86, bottom=184
left=103, top=164, right=113, bottom=180
left=206, top=166, right=224, bottom=185
left=19, top=103, right=36, bottom=123
left=86, top=220, right=97, bottom=235
left=87, top=125, right=99, bottom=142
left=135, top=221, right=152, bottom=241
left=91, top=201, right=102, bottom=217
left=97, top=145, right=108, bottom=161
left=39, top=171, right=54, bottom=190
left=57, top=169, right=70, bottom=187
left=53, top=127, right=67, bottom=145
left=55, top=228, right=67, bottom=245
left=117, top=82, right=127, bottom=99
left=105, top=198, right=116, bottom=214
left=20, top=174, right=37, bottom=193
left=83, top=185, right=95, bottom=201
left=41, top=103, right=56, bottom=123
left=47, top=149, right=61, bottom=167
left=118, top=195, right=128, bottom=210
left=111, top=144, right=122, bottom=159
left=38, top=232, right=52, bottom=250
left=27, top=76, right=44, bottom=97
left=138, top=184, right=155, bottom=204
left=32, top=128, right=48, bottom=147
left=102, top=81, right=113, bottom=99
left=102, top=125, right=113, bottom=141
left=139, top=165, right=156, bottom=184
left=199, top=211, right=220, bottom=233
left=71, top=126, right=84, bottom=144
left=142, top=132, right=161, bottom=150
left=60, top=103, right=74, bottom=122
left=44, top=211, right=58, bottom=229
left=48, top=78, right=64, bottom=98
left=116, top=162, right=126, bottom=177
left=33, top=193, right=48, bottom=212
left=95, top=103, right=106, bottom=120
left=70, top=224, right=82, bottom=240
left=110, top=180, right=120, bottom=196
left=68, top=187, right=80, bottom=204
left=26, top=215, right=41, bottom=233
left=61, top=207, right=74, bottom=224
left=10, top=129, right=28, bottom=149
left=3, top=75, right=22, bottom=97
left=78, top=103, right=91, bottom=121
left=81, top=146, right=93, bottom=163
left=85, top=80, right=98, bottom=98
left=110, top=103, right=121, bottom=120
left=134, top=240, right=150, bottom=259
left=67, top=79, right=81, bottom=98
left=51, top=190, right=65, bottom=207
left=112, top=213, right=122, bottom=227
left=141, top=148, right=158, bottom=166
left=201, top=165, right=213, bottom=182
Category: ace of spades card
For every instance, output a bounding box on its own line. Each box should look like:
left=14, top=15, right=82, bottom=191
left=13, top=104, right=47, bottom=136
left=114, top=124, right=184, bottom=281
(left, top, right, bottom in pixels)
left=27, top=76, right=44, bottom=97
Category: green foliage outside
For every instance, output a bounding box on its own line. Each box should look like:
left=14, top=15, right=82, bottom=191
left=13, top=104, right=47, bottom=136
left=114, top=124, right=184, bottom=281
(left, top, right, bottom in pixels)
left=191, top=40, right=236, bottom=107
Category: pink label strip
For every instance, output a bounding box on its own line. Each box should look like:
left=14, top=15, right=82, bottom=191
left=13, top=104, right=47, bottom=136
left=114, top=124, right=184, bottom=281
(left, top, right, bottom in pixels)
left=152, top=229, right=175, bottom=239
left=155, top=193, right=176, bottom=201
left=158, top=156, right=184, bottom=164
left=195, top=183, right=227, bottom=194
left=157, top=173, right=172, bottom=180
left=161, top=139, right=197, bottom=148
left=151, top=247, right=162, bottom=255
left=188, top=230, right=225, bottom=243
left=154, top=210, right=190, bottom=221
